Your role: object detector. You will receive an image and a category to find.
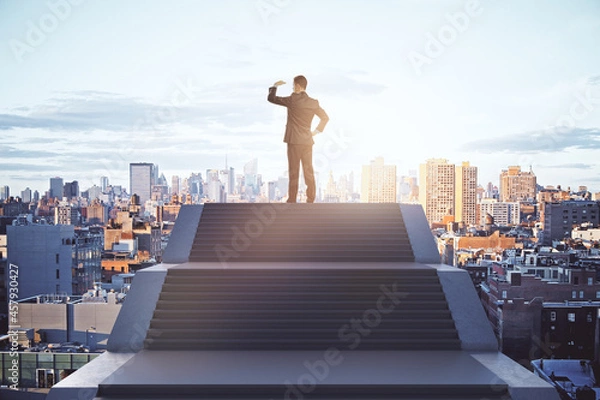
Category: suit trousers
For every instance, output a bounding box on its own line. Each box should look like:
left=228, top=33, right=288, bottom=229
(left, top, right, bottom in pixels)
left=287, top=143, right=315, bottom=203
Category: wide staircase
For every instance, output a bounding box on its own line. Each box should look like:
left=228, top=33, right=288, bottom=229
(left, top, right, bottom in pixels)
left=189, top=203, right=415, bottom=262
left=145, top=267, right=461, bottom=351
left=94, top=203, right=512, bottom=400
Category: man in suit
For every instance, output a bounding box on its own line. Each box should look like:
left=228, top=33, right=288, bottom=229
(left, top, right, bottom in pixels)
left=267, top=75, right=329, bottom=203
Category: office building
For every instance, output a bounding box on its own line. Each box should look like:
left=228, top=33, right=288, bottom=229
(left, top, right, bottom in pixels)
left=455, top=162, right=478, bottom=226
left=0, top=185, right=9, bottom=201
left=21, top=187, right=32, bottom=203
left=129, top=163, right=155, bottom=206
left=101, top=176, right=109, bottom=192
left=50, top=177, right=64, bottom=199
left=499, top=166, right=536, bottom=202
left=171, top=175, right=180, bottom=195
left=419, top=158, right=455, bottom=224
left=63, top=180, right=79, bottom=200
left=361, top=157, right=396, bottom=203
left=72, top=228, right=103, bottom=295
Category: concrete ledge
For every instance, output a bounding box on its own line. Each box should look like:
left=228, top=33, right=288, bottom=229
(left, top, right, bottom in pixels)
left=471, top=352, right=561, bottom=400
left=162, top=204, right=203, bottom=264
left=431, top=263, right=499, bottom=351
left=46, top=351, right=135, bottom=400
left=107, top=264, right=170, bottom=353
left=399, top=204, right=441, bottom=264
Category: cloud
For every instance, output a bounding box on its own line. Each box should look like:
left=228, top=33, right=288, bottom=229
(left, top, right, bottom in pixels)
left=0, top=87, right=271, bottom=133
left=537, top=163, right=594, bottom=170
left=315, top=72, right=387, bottom=97
left=463, top=126, right=600, bottom=154
left=588, top=75, right=600, bottom=86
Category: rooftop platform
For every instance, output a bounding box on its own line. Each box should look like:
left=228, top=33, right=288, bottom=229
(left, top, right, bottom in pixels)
left=48, top=203, right=560, bottom=400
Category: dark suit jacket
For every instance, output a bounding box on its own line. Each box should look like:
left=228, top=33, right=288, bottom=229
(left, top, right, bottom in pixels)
left=268, top=86, right=329, bottom=145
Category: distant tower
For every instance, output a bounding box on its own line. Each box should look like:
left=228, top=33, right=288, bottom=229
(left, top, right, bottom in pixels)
left=172, top=175, right=180, bottom=196
left=419, top=159, right=455, bottom=224
left=0, top=185, right=10, bottom=201
left=455, top=162, right=478, bottom=226
left=361, top=157, right=396, bottom=203
left=129, top=163, right=155, bottom=205
left=21, top=187, right=32, bottom=203
left=100, top=176, right=109, bottom=193
left=50, top=177, right=64, bottom=199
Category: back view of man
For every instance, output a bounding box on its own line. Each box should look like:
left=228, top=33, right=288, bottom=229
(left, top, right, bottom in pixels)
left=268, top=75, right=329, bottom=203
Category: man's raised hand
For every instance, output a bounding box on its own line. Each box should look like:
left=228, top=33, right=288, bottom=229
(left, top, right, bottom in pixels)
left=273, top=80, right=286, bottom=87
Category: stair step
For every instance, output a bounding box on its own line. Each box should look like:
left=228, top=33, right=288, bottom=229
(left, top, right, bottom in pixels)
left=148, top=318, right=456, bottom=329
left=144, top=338, right=462, bottom=350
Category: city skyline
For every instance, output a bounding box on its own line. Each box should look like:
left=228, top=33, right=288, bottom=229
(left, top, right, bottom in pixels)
left=1, top=1, right=600, bottom=193
left=0, top=157, right=598, bottom=202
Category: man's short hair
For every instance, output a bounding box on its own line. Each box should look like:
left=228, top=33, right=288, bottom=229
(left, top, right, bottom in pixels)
left=294, top=75, right=308, bottom=90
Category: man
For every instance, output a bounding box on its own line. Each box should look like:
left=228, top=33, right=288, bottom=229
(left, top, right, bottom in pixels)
left=267, top=75, right=329, bottom=203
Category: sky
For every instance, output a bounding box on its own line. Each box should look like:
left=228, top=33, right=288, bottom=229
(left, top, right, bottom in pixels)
left=1, top=0, right=600, bottom=195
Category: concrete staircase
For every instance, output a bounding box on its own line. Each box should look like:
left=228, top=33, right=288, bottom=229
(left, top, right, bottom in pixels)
left=189, top=203, right=415, bottom=262
left=91, top=204, right=514, bottom=400
left=145, top=267, right=461, bottom=351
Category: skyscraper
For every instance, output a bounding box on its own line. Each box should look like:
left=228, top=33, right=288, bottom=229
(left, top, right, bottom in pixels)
left=499, top=166, right=537, bottom=202
left=419, top=158, right=455, bottom=224
left=130, top=163, right=155, bottom=205
left=361, top=157, right=397, bottom=203
left=21, top=187, right=32, bottom=203
left=101, top=176, right=109, bottom=193
left=0, top=185, right=10, bottom=201
left=63, top=180, right=79, bottom=200
left=455, top=162, right=478, bottom=226
left=171, top=175, right=180, bottom=196
left=50, top=177, right=64, bottom=199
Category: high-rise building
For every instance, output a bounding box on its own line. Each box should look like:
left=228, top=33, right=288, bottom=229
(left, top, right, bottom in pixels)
left=499, top=166, right=537, bottom=202
left=50, top=177, right=63, bottom=199
left=219, top=167, right=235, bottom=195
left=101, top=176, right=109, bottom=192
left=0, top=185, right=9, bottom=201
left=455, top=162, right=478, bottom=226
left=21, top=187, right=32, bottom=203
left=63, top=180, right=79, bottom=200
left=244, top=159, right=259, bottom=197
left=171, top=175, right=180, bottom=196
left=361, top=157, right=396, bottom=203
left=419, top=158, right=455, bottom=224
left=130, top=163, right=155, bottom=206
